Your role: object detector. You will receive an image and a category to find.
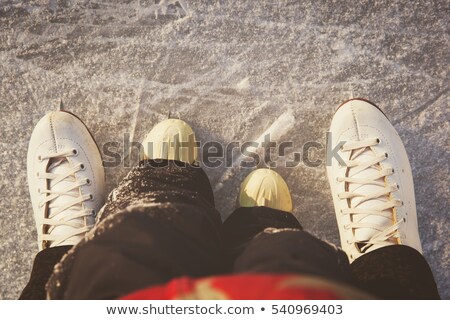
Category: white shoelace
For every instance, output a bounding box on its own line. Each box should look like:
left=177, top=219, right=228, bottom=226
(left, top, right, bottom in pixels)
left=38, top=149, right=93, bottom=248
left=338, top=138, right=403, bottom=253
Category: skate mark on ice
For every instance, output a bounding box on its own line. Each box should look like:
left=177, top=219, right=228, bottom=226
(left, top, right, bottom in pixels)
left=214, top=109, right=296, bottom=192
left=392, top=88, right=449, bottom=125
left=154, top=0, right=190, bottom=19
left=133, top=0, right=190, bottom=21
left=236, top=77, right=251, bottom=92
left=125, top=79, right=146, bottom=160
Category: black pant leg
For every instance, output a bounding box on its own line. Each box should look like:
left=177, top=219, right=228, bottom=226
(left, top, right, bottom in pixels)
left=222, top=206, right=301, bottom=260
left=222, top=207, right=353, bottom=286
left=19, top=246, right=71, bottom=300
left=223, top=207, right=440, bottom=299
left=351, top=245, right=440, bottom=299
left=46, top=160, right=224, bottom=299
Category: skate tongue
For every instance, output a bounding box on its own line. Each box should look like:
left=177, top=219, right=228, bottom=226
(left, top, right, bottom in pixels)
left=46, top=157, right=86, bottom=246
left=348, top=148, right=396, bottom=251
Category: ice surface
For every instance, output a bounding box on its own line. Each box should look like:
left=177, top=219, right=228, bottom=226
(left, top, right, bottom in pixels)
left=0, top=0, right=448, bottom=299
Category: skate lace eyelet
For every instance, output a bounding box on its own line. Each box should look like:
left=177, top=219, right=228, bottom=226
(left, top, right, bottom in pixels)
left=72, top=149, right=78, bottom=156
left=89, top=194, right=94, bottom=201
left=80, top=163, right=85, bottom=170
left=85, top=178, right=91, bottom=186
left=376, top=138, right=381, bottom=144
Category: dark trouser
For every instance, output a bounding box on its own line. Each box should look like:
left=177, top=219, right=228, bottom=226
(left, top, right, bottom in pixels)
left=20, top=161, right=440, bottom=299
left=19, top=246, right=71, bottom=300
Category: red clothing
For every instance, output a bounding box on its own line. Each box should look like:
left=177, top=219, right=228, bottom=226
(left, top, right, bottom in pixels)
left=121, top=273, right=369, bottom=300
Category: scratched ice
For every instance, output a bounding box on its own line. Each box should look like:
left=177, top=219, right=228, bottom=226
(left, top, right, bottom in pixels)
left=0, top=0, right=448, bottom=299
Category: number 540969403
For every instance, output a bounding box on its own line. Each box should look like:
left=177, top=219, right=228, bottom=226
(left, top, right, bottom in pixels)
left=271, top=304, right=343, bottom=315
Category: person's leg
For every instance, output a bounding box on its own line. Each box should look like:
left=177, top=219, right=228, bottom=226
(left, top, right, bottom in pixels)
left=223, top=207, right=354, bottom=285
left=21, top=110, right=105, bottom=299
left=326, top=98, right=440, bottom=299
left=19, top=246, right=71, bottom=300
left=350, top=245, right=440, bottom=299
left=46, top=119, right=225, bottom=299
left=223, top=169, right=354, bottom=286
